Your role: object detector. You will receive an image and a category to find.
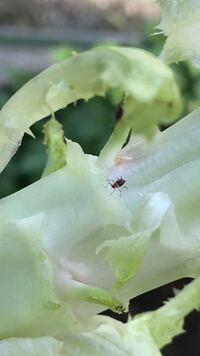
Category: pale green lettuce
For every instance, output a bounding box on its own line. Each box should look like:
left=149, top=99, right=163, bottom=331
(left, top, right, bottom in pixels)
left=42, top=115, right=67, bottom=177
left=0, top=337, right=63, bottom=356
left=0, top=46, right=181, bottom=173
left=1, top=98, right=200, bottom=341
left=0, top=47, right=183, bottom=338
left=2, top=277, right=199, bottom=355
left=59, top=277, right=200, bottom=355
left=0, top=1, right=200, bottom=353
left=158, top=0, right=200, bottom=67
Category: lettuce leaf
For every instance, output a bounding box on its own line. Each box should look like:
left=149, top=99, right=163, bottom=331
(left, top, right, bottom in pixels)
left=0, top=46, right=181, bottom=173
left=60, top=278, right=200, bottom=355
left=42, top=115, right=67, bottom=177
left=158, top=0, right=200, bottom=68
left=60, top=278, right=200, bottom=356
left=0, top=213, right=78, bottom=339
left=2, top=109, right=200, bottom=331
left=2, top=277, right=200, bottom=355
left=0, top=337, right=63, bottom=356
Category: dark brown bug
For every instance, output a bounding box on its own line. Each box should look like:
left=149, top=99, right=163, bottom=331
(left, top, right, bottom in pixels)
left=110, top=177, right=126, bottom=189
left=106, top=177, right=127, bottom=196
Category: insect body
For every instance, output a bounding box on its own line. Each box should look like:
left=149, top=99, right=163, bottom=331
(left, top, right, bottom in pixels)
left=110, top=177, right=126, bottom=189
left=106, top=176, right=127, bottom=196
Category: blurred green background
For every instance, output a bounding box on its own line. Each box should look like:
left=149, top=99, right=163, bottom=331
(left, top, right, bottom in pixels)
left=1, top=2, right=200, bottom=355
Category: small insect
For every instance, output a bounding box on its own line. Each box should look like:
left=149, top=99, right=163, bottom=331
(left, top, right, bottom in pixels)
left=106, top=176, right=127, bottom=196
left=110, top=177, right=126, bottom=189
